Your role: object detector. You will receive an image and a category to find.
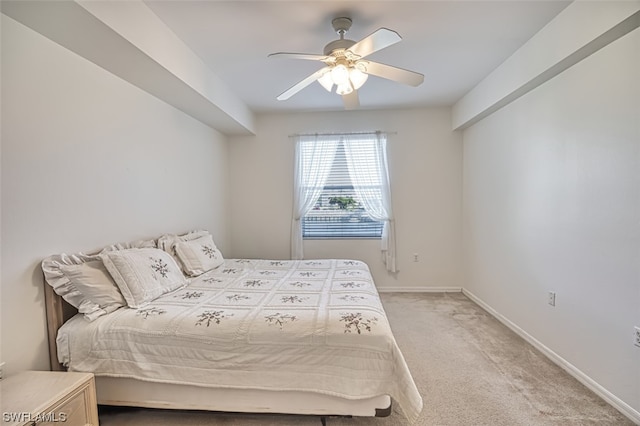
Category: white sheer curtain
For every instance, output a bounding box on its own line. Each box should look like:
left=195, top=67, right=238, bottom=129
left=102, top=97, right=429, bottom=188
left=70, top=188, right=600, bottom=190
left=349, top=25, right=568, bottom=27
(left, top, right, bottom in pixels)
left=291, top=135, right=339, bottom=259
left=343, top=132, right=397, bottom=272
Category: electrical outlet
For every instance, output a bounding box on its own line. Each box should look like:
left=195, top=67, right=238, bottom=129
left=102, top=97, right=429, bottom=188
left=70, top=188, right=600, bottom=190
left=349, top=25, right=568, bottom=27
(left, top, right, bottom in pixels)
left=547, top=291, right=556, bottom=307
left=0, top=362, right=5, bottom=380
left=413, top=253, right=419, bottom=262
left=634, top=327, right=640, bottom=348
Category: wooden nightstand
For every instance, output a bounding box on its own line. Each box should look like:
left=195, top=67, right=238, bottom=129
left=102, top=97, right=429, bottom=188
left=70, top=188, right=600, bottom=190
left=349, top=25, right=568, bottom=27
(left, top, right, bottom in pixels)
left=1, top=371, right=99, bottom=426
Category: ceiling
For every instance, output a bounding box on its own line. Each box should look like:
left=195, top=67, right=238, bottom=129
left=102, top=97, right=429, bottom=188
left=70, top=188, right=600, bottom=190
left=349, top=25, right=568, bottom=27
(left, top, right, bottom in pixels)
left=144, top=1, right=570, bottom=113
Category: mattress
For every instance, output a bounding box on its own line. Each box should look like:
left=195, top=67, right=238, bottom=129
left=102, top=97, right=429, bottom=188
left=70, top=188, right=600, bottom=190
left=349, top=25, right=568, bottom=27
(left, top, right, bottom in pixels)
left=57, top=259, right=422, bottom=422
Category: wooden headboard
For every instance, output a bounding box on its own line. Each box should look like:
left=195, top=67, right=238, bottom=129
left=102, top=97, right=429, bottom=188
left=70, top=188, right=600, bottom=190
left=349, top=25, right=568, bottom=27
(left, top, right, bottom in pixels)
left=43, top=278, right=77, bottom=371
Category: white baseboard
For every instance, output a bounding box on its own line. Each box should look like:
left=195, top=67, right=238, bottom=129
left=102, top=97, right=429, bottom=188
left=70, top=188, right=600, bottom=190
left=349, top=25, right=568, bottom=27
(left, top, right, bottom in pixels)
left=376, top=286, right=462, bottom=293
left=462, top=288, right=640, bottom=425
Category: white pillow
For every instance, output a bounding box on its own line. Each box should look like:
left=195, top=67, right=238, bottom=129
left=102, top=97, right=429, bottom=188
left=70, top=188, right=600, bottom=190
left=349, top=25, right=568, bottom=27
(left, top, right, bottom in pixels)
left=101, top=248, right=187, bottom=308
left=157, top=230, right=209, bottom=268
left=174, top=234, right=224, bottom=277
left=158, top=230, right=210, bottom=252
left=42, top=239, right=156, bottom=321
left=42, top=255, right=125, bottom=321
left=60, top=260, right=126, bottom=310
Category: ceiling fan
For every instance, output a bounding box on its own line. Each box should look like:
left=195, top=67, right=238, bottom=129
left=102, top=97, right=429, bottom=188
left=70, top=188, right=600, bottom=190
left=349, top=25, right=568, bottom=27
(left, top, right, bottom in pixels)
left=269, top=17, right=424, bottom=109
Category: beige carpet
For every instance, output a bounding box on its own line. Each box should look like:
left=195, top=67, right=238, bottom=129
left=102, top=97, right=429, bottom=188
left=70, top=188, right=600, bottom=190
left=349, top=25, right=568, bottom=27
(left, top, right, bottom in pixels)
left=99, top=292, right=633, bottom=425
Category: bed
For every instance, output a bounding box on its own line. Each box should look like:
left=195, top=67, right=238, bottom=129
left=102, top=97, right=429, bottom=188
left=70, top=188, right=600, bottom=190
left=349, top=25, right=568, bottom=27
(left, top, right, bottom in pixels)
left=42, top=232, right=422, bottom=423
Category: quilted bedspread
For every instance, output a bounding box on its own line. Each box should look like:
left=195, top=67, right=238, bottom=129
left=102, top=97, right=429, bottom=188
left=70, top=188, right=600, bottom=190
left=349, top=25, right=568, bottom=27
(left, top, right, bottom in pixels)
left=57, top=259, right=423, bottom=422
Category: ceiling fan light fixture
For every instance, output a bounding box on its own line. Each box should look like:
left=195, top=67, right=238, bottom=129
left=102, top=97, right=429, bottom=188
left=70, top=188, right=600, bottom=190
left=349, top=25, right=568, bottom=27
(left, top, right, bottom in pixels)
left=349, top=67, right=368, bottom=90
left=336, top=82, right=353, bottom=96
left=317, top=71, right=334, bottom=92
left=330, top=64, right=350, bottom=85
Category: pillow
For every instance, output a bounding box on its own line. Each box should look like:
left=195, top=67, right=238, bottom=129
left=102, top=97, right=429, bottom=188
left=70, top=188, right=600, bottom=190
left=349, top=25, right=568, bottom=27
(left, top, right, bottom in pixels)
left=60, top=260, right=126, bottom=309
left=174, top=234, right=224, bottom=276
left=101, top=248, right=187, bottom=308
left=42, top=254, right=125, bottom=321
left=157, top=230, right=210, bottom=251
left=158, top=230, right=223, bottom=275
left=157, top=230, right=208, bottom=263
left=41, top=238, right=155, bottom=321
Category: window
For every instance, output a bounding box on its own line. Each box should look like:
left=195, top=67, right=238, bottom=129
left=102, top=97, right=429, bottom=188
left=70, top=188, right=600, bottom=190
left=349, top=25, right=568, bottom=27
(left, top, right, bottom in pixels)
left=291, top=131, right=397, bottom=271
left=302, top=141, right=383, bottom=238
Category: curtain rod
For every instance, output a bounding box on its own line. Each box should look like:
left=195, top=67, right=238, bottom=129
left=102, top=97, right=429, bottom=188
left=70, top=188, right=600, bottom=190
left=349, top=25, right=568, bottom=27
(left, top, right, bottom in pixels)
left=288, top=130, right=397, bottom=138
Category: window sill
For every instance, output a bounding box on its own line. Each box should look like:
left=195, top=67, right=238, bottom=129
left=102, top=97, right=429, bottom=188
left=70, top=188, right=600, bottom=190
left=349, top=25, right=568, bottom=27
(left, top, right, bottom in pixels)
left=303, top=237, right=382, bottom=240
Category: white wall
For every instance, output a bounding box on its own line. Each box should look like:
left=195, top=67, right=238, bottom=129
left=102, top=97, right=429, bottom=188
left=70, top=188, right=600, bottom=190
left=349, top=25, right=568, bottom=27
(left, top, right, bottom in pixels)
left=462, top=27, right=639, bottom=416
left=0, top=16, right=229, bottom=375
left=228, top=109, right=462, bottom=290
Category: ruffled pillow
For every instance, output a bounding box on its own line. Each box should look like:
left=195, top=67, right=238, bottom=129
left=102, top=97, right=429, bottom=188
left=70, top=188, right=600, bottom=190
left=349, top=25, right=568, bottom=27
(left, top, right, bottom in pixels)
left=101, top=248, right=187, bottom=308
left=42, top=239, right=155, bottom=321
left=174, top=234, right=224, bottom=276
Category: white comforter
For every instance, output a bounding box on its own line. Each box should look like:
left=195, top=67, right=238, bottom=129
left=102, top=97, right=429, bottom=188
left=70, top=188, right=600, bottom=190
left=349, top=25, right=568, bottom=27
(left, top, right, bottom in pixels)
left=57, top=259, right=422, bottom=422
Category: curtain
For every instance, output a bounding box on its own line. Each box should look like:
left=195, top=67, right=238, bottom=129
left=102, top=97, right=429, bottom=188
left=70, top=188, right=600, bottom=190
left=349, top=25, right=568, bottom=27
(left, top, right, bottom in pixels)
left=343, top=132, right=397, bottom=272
left=291, top=135, right=339, bottom=259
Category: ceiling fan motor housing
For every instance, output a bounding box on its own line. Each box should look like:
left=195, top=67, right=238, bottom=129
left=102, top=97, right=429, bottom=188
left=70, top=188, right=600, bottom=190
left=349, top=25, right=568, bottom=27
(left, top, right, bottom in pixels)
left=323, top=39, right=356, bottom=57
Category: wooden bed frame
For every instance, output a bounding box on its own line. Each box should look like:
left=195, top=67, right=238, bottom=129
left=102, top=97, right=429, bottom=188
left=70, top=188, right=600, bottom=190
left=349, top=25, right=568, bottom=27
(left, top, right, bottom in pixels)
left=43, top=277, right=393, bottom=419
left=44, top=276, right=72, bottom=371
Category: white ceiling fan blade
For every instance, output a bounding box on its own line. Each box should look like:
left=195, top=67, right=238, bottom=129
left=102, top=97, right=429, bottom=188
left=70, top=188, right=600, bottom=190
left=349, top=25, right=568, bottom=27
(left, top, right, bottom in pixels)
left=348, top=28, right=402, bottom=59
left=342, top=90, right=359, bottom=110
left=268, top=52, right=335, bottom=63
left=276, top=67, right=331, bottom=101
left=360, top=61, right=424, bottom=87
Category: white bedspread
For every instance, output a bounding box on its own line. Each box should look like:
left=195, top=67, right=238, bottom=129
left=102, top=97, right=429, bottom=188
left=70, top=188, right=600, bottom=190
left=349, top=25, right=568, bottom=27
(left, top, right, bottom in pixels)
left=57, top=259, right=422, bottom=422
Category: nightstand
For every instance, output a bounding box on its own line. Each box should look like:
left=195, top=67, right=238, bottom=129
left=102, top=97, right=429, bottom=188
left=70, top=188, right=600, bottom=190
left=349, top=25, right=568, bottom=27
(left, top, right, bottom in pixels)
left=1, top=371, right=99, bottom=426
